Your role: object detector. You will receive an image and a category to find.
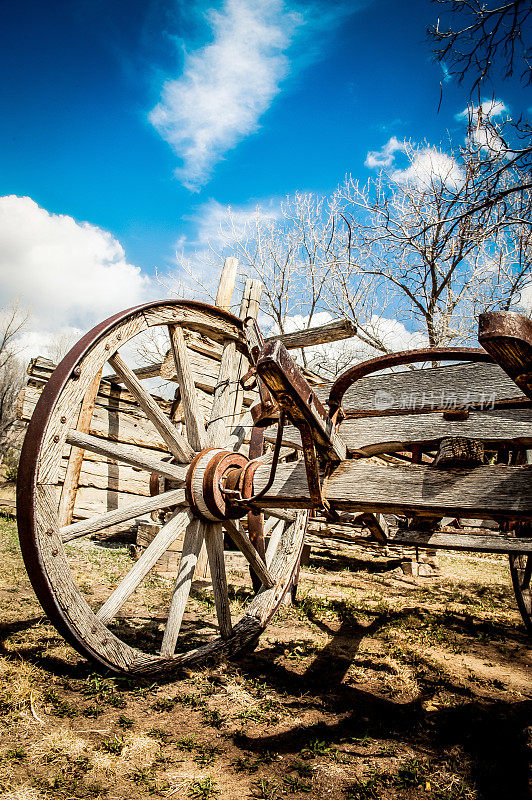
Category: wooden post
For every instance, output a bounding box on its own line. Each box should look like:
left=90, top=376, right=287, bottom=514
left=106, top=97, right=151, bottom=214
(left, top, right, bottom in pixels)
left=195, top=257, right=240, bottom=580
left=215, top=257, right=239, bottom=311
left=230, top=278, right=262, bottom=426
left=58, top=368, right=103, bottom=527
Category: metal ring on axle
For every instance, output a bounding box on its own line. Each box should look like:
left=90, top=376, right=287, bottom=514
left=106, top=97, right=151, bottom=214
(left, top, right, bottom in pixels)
left=185, top=448, right=250, bottom=522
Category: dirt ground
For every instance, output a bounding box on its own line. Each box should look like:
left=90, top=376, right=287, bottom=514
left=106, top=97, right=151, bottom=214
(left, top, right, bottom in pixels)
left=0, top=512, right=530, bottom=800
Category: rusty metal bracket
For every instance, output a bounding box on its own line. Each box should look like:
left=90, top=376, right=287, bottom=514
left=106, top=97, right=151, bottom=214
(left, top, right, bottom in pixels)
left=223, top=411, right=286, bottom=510
left=240, top=320, right=346, bottom=518
left=253, top=337, right=346, bottom=518
left=256, top=340, right=346, bottom=462
left=297, top=422, right=339, bottom=519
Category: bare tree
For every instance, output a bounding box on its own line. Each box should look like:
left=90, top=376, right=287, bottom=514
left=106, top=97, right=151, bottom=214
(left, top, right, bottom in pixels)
left=0, top=302, right=29, bottom=460
left=165, top=114, right=530, bottom=377
left=336, top=130, right=531, bottom=350
left=427, top=0, right=532, bottom=227
left=429, top=0, right=532, bottom=90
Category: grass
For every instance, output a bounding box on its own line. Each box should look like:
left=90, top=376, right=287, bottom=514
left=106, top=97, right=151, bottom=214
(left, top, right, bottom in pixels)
left=188, top=776, right=220, bottom=799
left=282, top=775, right=312, bottom=793
left=344, top=772, right=384, bottom=800
left=0, top=517, right=526, bottom=800
left=249, top=778, right=281, bottom=799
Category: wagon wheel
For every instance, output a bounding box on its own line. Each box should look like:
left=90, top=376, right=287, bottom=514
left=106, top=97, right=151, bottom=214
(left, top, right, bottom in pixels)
left=17, top=300, right=308, bottom=675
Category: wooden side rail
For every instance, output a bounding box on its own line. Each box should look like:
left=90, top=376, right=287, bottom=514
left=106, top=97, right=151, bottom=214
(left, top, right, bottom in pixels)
left=269, top=406, right=532, bottom=456
left=252, top=460, right=532, bottom=521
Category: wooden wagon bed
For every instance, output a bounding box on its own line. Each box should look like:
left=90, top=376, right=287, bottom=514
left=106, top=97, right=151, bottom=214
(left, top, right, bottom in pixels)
left=14, top=259, right=532, bottom=674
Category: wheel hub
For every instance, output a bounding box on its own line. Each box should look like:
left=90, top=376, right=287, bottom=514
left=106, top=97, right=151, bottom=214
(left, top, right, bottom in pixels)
left=185, top=448, right=250, bottom=522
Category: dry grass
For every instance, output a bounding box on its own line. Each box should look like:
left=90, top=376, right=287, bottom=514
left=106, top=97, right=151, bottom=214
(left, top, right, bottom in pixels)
left=0, top=514, right=530, bottom=799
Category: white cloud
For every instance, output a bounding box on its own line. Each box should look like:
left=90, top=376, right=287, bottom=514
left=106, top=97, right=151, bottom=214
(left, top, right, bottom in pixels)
left=366, top=136, right=463, bottom=190
left=456, top=99, right=507, bottom=123
left=391, top=148, right=464, bottom=189
left=440, top=61, right=452, bottom=84
left=163, top=197, right=283, bottom=304
left=150, top=0, right=358, bottom=190
left=456, top=99, right=509, bottom=156
left=365, top=136, right=406, bottom=169
left=149, top=0, right=301, bottom=190
left=184, top=197, right=282, bottom=250
left=0, top=195, right=154, bottom=360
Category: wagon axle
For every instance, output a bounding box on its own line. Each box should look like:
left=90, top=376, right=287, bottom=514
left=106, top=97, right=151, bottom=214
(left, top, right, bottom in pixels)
left=185, top=447, right=253, bottom=522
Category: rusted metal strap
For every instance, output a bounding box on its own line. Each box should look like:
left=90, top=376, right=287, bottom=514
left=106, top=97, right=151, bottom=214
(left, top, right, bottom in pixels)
left=327, top=346, right=492, bottom=420
left=255, top=339, right=346, bottom=462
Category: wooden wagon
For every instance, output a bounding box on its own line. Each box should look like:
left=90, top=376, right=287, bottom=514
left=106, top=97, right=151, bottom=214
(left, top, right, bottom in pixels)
left=16, top=269, right=532, bottom=675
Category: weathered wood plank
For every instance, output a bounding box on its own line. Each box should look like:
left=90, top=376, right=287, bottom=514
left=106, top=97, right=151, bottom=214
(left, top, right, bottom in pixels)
left=108, top=353, right=194, bottom=462
left=313, top=361, right=527, bottom=416
left=61, top=488, right=187, bottom=540
left=340, top=407, right=532, bottom=455
left=265, top=318, right=356, bottom=349
left=160, top=343, right=257, bottom=403
left=275, top=406, right=532, bottom=455
left=252, top=460, right=532, bottom=520
left=387, top=529, right=532, bottom=554
left=65, top=430, right=187, bottom=483
left=216, top=257, right=239, bottom=310
left=59, top=454, right=151, bottom=496
left=20, top=382, right=173, bottom=452
left=230, top=279, right=262, bottom=427
left=58, top=368, right=103, bottom=526
left=360, top=512, right=389, bottom=544
left=205, top=341, right=237, bottom=447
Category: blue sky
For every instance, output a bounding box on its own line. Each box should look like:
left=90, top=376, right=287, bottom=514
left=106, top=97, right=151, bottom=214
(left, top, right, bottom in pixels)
left=0, top=0, right=530, bottom=351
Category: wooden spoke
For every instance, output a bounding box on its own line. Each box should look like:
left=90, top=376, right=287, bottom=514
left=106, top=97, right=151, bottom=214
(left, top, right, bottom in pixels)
left=61, top=488, right=187, bottom=542
left=66, top=430, right=187, bottom=483
left=265, top=519, right=285, bottom=567
left=108, top=352, right=194, bottom=462
left=264, top=516, right=282, bottom=534
left=96, top=509, right=193, bottom=625
left=58, top=367, right=103, bottom=527
left=161, top=518, right=206, bottom=656
left=204, top=523, right=233, bottom=638
left=205, top=341, right=237, bottom=448
left=224, top=409, right=253, bottom=452
left=223, top=520, right=274, bottom=588
left=168, top=325, right=206, bottom=451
